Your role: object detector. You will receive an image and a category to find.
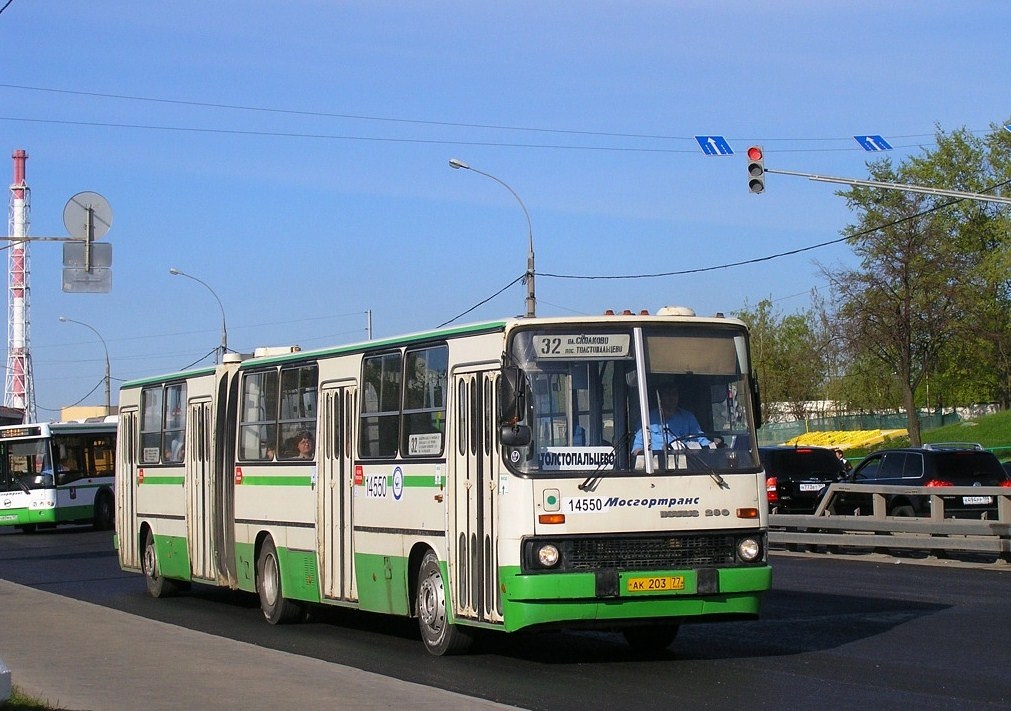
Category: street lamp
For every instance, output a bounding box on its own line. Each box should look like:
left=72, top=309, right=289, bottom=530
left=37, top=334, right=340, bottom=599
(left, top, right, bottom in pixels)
left=59, top=315, right=111, bottom=413
left=449, top=158, right=536, bottom=317
left=169, top=267, right=229, bottom=363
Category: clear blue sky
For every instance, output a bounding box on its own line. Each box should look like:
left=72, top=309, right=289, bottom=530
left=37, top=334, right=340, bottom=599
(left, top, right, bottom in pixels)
left=2, top=1, right=1009, bottom=417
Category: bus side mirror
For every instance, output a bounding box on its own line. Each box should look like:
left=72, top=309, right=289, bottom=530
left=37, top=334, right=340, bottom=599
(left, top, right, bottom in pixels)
left=499, top=366, right=527, bottom=426
left=751, top=371, right=763, bottom=430
left=501, top=423, right=532, bottom=447
left=499, top=366, right=531, bottom=447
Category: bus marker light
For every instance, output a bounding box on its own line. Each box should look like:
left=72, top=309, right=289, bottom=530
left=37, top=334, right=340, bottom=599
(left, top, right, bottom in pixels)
left=235, top=467, right=243, bottom=485
left=538, top=513, right=565, bottom=525
left=737, top=507, right=759, bottom=519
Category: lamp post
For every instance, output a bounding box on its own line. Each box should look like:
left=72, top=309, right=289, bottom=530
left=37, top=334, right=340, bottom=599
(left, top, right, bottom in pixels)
left=59, top=315, right=111, bottom=413
left=449, top=158, right=536, bottom=318
left=169, top=267, right=229, bottom=363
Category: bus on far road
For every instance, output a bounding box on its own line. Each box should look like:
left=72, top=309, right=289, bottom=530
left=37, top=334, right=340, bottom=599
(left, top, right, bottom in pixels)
left=0, top=419, right=117, bottom=533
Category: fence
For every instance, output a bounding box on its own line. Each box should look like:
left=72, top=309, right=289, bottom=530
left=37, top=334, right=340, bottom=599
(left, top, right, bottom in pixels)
left=768, top=483, right=1011, bottom=564
left=757, top=412, right=961, bottom=446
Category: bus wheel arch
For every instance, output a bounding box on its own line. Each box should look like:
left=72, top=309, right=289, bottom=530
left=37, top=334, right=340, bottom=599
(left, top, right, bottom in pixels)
left=415, top=548, right=473, bottom=656
left=92, top=487, right=115, bottom=530
left=142, top=525, right=182, bottom=598
left=255, top=533, right=303, bottom=624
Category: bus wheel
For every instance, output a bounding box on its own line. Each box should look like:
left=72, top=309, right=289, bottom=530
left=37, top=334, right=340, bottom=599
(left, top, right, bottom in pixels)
left=416, top=551, right=472, bottom=656
left=256, top=537, right=302, bottom=624
left=93, top=490, right=115, bottom=531
left=143, top=529, right=180, bottom=598
left=623, top=624, right=680, bottom=655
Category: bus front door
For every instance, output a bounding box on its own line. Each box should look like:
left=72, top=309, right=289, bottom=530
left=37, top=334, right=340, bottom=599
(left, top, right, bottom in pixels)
left=451, top=369, right=501, bottom=625
left=318, top=383, right=357, bottom=601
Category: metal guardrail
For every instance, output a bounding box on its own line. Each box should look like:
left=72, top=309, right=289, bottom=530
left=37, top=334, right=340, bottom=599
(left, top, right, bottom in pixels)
left=768, top=483, right=1011, bottom=564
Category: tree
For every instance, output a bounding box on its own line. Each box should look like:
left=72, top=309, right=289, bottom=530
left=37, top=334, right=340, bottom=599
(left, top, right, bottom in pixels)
left=822, top=123, right=1010, bottom=444
left=735, top=298, right=828, bottom=423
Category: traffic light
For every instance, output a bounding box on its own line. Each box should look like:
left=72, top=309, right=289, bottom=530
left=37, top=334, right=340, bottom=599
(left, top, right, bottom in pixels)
left=747, top=145, right=765, bottom=194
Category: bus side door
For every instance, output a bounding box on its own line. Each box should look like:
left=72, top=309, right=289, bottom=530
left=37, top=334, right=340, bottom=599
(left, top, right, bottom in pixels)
left=318, top=383, right=357, bottom=601
left=186, top=397, right=216, bottom=581
left=117, top=408, right=141, bottom=570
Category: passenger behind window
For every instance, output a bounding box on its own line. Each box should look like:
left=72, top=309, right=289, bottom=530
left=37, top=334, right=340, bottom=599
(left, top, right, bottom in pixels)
left=281, top=428, right=315, bottom=460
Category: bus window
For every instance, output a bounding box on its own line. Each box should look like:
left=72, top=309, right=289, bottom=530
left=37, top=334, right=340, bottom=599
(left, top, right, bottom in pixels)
left=359, top=352, right=401, bottom=458
left=239, top=370, right=279, bottom=461
left=402, top=345, right=447, bottom=457
left=278, top=365, right=318, bottom=459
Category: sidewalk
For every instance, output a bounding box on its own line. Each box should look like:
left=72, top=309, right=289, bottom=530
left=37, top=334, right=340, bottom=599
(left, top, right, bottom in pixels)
left=0, top=580, right=520, bottom=711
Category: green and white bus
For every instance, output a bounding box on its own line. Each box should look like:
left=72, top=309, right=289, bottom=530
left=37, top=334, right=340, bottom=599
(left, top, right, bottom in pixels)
left=0, top=419, right=117, bottom=533
left=116, top=307, right=771, bottom=655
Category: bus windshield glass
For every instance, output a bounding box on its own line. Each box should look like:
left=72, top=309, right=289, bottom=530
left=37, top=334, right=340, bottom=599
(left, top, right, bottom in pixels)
left=0, top=439, right=55, bottom=491
left=505, top=324, right=760, bottom=476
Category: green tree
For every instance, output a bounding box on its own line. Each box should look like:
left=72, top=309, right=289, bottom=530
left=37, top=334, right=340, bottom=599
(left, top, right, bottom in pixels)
left=822, top=122, right=1011, bottom=444
left=735, top=298, right=828, bottom=423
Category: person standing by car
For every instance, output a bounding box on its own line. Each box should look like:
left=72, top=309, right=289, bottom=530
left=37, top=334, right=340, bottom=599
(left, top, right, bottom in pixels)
left=834, top=448, right=852, bottom=477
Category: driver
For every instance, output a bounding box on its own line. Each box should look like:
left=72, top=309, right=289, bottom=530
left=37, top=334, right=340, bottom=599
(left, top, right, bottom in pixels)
left=631, top=385, right=710, bottom=455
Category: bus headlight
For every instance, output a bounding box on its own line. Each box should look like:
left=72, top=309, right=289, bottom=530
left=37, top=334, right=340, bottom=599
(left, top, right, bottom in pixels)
left=737, top=537, right=761, bottom=562
left=536, top=544, right=560, bottom=568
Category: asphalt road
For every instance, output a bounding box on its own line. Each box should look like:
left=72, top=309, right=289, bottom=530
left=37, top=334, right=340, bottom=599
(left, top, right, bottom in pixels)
left=1, top=525, right=1009, bottom=710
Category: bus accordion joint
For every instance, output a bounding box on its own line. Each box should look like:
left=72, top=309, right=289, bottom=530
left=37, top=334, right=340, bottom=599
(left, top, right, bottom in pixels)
left=538, top=513, right=565, bottom=525
left=736, top=507, right=760, bottom=519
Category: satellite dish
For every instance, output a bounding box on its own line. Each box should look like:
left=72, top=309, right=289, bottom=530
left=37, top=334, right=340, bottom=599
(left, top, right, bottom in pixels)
left=63, top=191, right=112, bottom=240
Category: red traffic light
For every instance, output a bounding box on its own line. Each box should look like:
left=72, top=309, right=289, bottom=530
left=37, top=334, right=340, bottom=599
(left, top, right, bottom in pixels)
left=747, top=145, right=765, bottom=194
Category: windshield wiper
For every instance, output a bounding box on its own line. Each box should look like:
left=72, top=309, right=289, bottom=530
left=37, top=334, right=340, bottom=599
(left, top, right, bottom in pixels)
left=659, top=429, right=729, bottom=489
left=578, top=431, right=633, bottom=492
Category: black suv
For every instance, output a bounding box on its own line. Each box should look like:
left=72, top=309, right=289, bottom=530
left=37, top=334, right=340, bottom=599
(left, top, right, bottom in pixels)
left=831, top=443, right=1011, bottom=519
left=759, top=445, right=846, bottom=514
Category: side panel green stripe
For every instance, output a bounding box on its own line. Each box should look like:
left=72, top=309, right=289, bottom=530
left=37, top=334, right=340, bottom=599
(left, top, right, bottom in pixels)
left=140, top=475, right=186, bottom=486
left=239, top=476, right=313, bottom=487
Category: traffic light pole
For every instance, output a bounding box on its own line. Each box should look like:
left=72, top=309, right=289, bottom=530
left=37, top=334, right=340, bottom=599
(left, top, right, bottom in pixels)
left=764, top=168, right=1011, bottom=205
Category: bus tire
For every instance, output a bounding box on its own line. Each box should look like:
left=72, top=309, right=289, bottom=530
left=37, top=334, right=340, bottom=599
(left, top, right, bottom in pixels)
left=93, top=489, right=115, bottom=531
left=143, top=529, right=180, bottom=598
left=416, top=550, right=473, bottom=656
left=623, top=624, right=680, bottom=655
left=256, top=537, right=302, bottom=624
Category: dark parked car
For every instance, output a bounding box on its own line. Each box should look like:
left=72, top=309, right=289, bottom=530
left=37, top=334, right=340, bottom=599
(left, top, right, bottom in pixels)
left=830, top=443, right=1011, bottom=519
left=760, top=445, right=845, bottom=514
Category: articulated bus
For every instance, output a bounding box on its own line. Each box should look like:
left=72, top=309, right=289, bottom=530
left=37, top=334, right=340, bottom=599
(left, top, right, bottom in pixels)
left=0, top=419, right=117, bottom=533
left=116, top=307, right=771, bottom=655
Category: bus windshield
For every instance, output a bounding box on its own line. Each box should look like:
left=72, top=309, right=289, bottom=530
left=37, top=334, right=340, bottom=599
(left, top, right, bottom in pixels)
left=0, top=439, right=55, bottom=491
left=505, top=324, right=760, bottom=476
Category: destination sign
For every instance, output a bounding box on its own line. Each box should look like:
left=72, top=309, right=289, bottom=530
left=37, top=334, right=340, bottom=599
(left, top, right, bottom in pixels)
left=533, top=334, right=631, bottom=359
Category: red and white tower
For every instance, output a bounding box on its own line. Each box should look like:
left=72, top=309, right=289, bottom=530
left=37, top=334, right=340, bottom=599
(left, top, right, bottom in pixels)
left=6, top=149, right=35, bottom=422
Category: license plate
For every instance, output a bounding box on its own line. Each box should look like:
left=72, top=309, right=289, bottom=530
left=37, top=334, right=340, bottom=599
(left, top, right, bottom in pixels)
left=627, top=575, right=685, bottom=593
left=962, top=496, right=993, bottom=505
left=799, top=483, right=826, bottom=492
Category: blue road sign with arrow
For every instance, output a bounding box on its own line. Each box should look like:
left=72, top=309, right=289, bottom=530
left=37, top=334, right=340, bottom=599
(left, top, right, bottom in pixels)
left=695, top=135, right=733, bottom=156
left=854, top=135, right=893, bottom=152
